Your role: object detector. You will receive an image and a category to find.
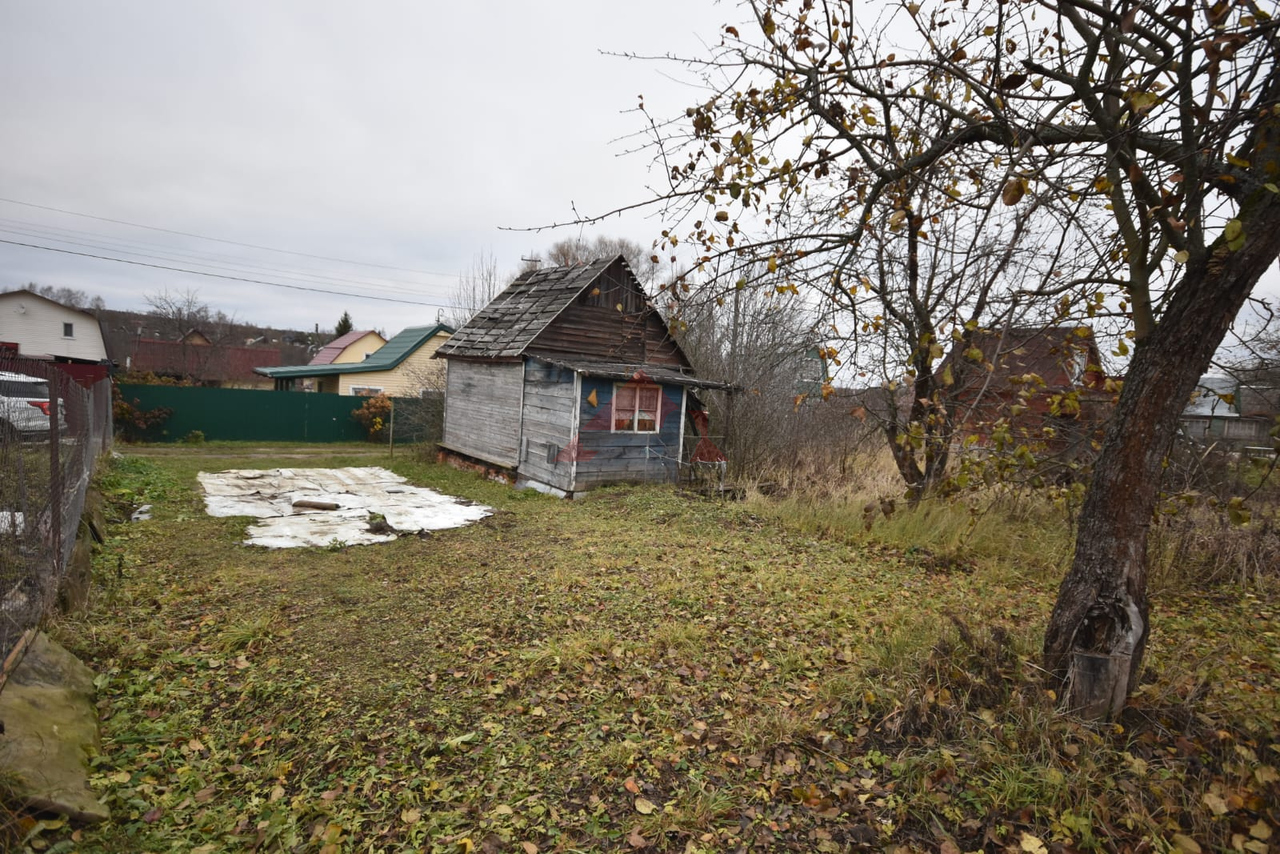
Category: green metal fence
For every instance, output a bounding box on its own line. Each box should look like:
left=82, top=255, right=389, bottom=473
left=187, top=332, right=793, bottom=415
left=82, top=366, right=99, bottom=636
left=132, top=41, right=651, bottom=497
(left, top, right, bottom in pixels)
left=116, top=385, right=393, bottom=443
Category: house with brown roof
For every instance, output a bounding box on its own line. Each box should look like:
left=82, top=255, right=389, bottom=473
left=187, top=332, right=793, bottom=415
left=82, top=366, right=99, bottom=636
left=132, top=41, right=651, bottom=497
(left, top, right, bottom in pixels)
left=944, top=325, right=1112, bottom=458
left=126, top=336, right=283, bottom=389
left=434, top=255, right=732, bottom=497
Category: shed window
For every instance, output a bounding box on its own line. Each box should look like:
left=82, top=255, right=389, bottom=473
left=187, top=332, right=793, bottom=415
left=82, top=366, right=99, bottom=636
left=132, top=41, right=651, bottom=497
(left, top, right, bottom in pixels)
left=63, top=322, right=74, bottom=337
left=613, top=384, right=661, bottom=432
left=351, top=386, right=383, bottom=397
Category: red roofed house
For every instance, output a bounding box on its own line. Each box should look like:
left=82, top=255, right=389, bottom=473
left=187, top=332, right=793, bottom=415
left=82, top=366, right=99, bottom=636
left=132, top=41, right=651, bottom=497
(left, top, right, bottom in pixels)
left=126, top=331, right=283, bottom=389
left=308, top=330, right=387, bottom=366
left=945, top=325, right=1113, bottom=459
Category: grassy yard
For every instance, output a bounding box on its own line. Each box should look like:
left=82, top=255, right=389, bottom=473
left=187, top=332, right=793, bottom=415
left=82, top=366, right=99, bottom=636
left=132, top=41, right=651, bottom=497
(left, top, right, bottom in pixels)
left=20, top=446, right=1279, bottom=852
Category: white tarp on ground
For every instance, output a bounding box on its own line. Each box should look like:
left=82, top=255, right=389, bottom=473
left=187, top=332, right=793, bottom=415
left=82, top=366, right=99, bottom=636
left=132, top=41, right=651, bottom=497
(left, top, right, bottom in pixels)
left=197, top=467, right=491, bottom=548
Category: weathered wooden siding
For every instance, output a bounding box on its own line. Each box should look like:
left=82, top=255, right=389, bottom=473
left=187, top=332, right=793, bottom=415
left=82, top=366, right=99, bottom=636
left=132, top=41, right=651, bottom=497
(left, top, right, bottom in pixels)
left=580, top=260, right=646, bottom=314
left=529, top=304, right=688, bottom=366
left=527, top=259, right=689, bottom=368
left=442, top=359, right=523, bottom=466
left=572, top=377, right=684, bottom=490
left=516, top=360, right=577, bottom=491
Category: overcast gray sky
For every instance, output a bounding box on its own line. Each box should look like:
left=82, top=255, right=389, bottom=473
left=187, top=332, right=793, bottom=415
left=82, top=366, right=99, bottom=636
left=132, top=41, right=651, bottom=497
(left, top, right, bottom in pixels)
left=3, top=1, right=1275, bottom=355
left=0, top=1, right=739, bottom=335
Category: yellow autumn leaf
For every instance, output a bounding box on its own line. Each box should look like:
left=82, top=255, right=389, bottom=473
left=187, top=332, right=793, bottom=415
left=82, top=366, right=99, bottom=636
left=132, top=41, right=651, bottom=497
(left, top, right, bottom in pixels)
left=1128, top=91, right=1159, bottom=112
left=1203, top=791, right=1229, bottom=815
left=1020, top=832, right=1048, bottom=854
left=635, top=796, right=657, bottom=814
left=1170, top=833, right=1201, bottom=854
left=401, top=807, right=422, bottom=824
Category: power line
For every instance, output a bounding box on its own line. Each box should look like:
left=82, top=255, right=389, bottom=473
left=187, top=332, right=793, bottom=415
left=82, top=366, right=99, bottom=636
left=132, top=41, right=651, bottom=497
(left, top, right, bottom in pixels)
left=0, top=197, right=460, bottom=277
left=0, top=222, right=453, bottom=301
left=0, top=215, right=459, bottom=292
left=0, top=238, right=452, bottom=308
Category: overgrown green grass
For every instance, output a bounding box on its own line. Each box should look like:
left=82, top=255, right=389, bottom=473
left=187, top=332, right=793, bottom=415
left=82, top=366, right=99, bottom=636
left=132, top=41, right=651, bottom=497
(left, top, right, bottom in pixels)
left=21, top=446, right=1280, bottom=853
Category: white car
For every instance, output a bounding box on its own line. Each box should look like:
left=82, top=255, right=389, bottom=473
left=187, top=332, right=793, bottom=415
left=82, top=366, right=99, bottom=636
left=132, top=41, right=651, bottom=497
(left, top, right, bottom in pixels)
left=0, top=371, right=54, bottom=440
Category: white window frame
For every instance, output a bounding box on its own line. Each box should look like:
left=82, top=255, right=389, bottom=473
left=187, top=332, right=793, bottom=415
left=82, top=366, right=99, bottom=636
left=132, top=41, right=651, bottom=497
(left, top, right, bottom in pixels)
left=612, top=382, right=662, bottom=433
left=350, top=385, right=384, bottom=397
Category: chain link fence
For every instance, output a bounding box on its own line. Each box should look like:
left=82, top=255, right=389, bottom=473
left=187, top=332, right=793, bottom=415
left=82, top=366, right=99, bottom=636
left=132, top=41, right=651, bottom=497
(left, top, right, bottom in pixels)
left=1, top=354, right=112, bottom=666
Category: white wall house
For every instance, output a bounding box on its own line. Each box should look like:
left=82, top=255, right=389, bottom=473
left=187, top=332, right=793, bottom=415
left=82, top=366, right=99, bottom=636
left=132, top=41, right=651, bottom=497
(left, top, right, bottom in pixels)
left=0, top=290, right=108, bottom=363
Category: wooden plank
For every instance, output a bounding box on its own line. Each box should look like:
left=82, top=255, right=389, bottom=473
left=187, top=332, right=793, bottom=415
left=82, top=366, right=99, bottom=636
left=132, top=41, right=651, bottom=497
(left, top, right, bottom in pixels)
left=0, top=628, right=37, bottom=694
left=444, top=361, right=522, bottom=465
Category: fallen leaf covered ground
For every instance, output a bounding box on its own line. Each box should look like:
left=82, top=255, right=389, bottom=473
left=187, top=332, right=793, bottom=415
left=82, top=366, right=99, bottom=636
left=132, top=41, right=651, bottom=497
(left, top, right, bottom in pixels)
left=23, top=446, right=1280, bottom=852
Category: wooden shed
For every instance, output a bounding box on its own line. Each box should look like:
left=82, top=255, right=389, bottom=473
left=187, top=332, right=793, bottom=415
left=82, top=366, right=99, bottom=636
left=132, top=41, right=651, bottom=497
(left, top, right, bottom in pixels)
left=435, top=255, right=731, bottom=497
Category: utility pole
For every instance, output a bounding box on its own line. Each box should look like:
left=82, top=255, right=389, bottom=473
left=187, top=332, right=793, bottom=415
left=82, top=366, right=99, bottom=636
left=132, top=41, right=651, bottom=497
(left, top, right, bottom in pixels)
left=726, top=285, right=741, bottom=464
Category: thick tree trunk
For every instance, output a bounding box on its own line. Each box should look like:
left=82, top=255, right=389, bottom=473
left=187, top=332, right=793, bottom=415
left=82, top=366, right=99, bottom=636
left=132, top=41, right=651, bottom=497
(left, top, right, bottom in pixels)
left=1043, top=181, right=1280, bottom=718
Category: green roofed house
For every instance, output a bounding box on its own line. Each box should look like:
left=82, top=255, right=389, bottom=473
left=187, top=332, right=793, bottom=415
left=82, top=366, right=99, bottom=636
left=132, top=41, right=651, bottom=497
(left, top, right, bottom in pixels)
left=255, top=324, right=452, bottom=396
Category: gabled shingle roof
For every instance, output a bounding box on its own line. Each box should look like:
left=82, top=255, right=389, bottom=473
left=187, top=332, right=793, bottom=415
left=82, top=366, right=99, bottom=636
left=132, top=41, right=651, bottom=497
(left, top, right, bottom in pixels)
left=256, top=324, right=451, bottom=379
left=309, top=330, right=383, bottom=365
left=435, top=256, right=620, bottom=359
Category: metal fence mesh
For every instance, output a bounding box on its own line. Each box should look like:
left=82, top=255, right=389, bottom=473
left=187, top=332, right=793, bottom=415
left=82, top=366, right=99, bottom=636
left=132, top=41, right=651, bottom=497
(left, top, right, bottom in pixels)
left=1, top=354, right=112, bottom=663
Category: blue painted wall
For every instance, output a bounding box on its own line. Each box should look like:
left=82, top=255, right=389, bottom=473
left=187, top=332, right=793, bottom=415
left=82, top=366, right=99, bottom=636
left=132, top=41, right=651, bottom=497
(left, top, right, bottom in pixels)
left=574, top=377, right=683, bottom=488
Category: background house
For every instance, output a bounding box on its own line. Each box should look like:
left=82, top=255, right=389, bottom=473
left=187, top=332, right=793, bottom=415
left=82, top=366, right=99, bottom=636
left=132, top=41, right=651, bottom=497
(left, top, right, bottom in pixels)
left=308, top=330, right=387, bottom=366
left=0, top=289, right=110, bottom=386
left=434, top=255, right=732, bottom=497
left=0, top=289, right=107, bottom=363
left=98, top=308, right=312, bottom=388
left=125, top=336, right=284, bottom=389
left=257, top=324, right=451, bottom=395
left=944, top=325, right=1112, bottom=457
left=1181, top=375, right=1276, bottom=449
